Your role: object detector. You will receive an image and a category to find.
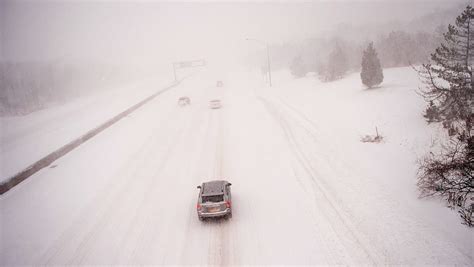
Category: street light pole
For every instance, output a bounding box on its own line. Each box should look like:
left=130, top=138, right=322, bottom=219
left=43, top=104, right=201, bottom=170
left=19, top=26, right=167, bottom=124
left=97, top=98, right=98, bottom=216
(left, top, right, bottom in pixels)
left=246, top=38, right=272, bottom=87
left=266, top=44, right=272, bottom=87
left=173, top=62, right=177, bottom=82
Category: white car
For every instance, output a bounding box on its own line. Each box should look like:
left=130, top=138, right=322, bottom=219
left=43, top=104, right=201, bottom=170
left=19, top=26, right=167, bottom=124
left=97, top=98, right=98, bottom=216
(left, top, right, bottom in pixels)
left=209, top=99, right=222, bottom=109
left=178, top=96, right=190, bottom=106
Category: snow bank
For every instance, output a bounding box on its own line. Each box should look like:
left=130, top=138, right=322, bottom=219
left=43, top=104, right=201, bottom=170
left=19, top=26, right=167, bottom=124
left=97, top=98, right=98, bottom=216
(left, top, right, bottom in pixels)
left=261, top=67, right=472, bottom=258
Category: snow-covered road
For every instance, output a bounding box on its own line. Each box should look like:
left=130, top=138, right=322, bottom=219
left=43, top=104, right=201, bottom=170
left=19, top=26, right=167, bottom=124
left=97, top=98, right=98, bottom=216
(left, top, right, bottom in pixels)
left=0, top=77, right=171, bottom=182
left=1, top=68, right=472, bottom=265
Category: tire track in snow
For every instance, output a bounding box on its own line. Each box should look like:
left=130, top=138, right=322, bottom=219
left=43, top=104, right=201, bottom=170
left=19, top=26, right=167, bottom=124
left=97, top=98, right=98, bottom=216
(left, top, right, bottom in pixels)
left=39, top=104, right=193, bottom=265
left=207, top=108, right=232, bottom=266
left=83, top=110, right=197, bottom=264
left=179, top=110, right=211, bottom=264
left=260, top=98, right=344, bottom=264
left=173, top=95, right=230, bottom=265
left=160, top=108, right=215, bottom=264
left=38, top=107, right=180, bottom=263
left=271, top=97, right=473, bottom=264
left=260, top=96, right=386, bottom=265
left=178, top=109, right=215, bottom=264
left=116, top=109, right=205, bottom=264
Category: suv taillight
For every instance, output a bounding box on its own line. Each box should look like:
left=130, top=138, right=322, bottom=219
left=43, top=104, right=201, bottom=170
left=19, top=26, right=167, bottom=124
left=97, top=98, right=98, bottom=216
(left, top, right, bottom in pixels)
left=197, top=203, right=201, bottom=210
left=225, top=201, right=231, bottom=208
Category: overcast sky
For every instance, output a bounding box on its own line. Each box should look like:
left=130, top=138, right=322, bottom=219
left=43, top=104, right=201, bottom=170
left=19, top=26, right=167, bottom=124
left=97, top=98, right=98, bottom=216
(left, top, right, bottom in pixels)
left=0, top=0, right=467, bottom=67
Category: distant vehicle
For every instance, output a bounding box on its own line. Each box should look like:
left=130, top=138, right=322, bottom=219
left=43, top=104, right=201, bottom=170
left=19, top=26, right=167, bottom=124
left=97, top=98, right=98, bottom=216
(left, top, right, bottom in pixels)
left=216, top=81, right=224, bottom=87
left=197, top=180, right=232, bottom=220
left=209, top=99, right=222, bottom=109
left=178, top=96, right=191, bottom=106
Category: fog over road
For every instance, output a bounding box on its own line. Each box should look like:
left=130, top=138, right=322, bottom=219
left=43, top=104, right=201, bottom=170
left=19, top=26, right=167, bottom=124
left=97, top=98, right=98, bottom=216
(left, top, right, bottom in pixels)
left=1, top=70, right=472, bottom=265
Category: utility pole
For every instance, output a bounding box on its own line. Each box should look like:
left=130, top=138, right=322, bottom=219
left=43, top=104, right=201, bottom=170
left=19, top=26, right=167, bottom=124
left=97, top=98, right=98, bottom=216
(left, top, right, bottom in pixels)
left=246, top=38, right=272, bottom=87
left=173, top=63, right=177, bottom=82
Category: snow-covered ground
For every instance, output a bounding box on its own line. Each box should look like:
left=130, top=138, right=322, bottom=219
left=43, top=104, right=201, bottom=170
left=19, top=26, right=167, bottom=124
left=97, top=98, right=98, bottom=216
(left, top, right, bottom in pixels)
left=0, top=77, right=171, bottom=182
left=1, top=67, right=472, bottom=265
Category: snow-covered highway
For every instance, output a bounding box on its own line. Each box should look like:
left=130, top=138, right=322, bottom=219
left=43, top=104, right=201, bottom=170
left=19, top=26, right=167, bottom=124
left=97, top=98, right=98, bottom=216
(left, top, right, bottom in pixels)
left=1, top=68, right=472, bottom=265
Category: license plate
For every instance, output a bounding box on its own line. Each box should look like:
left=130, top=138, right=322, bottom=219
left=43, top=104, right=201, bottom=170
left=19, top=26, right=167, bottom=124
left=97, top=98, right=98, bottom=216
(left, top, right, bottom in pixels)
left=208, top=207, right=219, bottom=212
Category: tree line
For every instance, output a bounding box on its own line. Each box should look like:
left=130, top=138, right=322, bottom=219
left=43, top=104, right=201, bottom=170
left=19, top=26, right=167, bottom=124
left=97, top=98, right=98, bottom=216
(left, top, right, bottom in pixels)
left=0, top=62, right=141, bottom=116
left=284, top=29, right=442, bottom=83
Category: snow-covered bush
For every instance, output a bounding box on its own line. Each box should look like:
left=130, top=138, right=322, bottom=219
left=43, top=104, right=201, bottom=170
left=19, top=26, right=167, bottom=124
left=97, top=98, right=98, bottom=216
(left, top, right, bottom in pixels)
left=289, top=56, right=307, bottom=78
left=360, top=127, right=383, bottom=143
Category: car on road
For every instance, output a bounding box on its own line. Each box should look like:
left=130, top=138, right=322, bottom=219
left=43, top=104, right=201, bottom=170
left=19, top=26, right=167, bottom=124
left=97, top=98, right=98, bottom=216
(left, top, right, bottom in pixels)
left=178, top=96, right=190, bottom=106
left=209, top=99, right=222, bottom=109
left=197, top=180, right=232, bottom=220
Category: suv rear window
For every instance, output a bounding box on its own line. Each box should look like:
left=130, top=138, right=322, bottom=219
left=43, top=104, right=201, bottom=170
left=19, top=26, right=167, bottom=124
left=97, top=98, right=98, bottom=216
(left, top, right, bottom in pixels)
left=202, top=194, right=224, bottom=203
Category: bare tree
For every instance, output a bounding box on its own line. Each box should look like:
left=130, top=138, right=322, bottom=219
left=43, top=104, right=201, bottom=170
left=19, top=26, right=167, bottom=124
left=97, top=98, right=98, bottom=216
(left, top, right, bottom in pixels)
left=418, top=133, right=473, bottom=226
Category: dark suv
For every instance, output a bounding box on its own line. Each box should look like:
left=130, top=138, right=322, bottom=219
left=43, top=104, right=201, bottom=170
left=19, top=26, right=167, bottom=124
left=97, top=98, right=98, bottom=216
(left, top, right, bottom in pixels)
left=197, top=180, right=232, bottom=220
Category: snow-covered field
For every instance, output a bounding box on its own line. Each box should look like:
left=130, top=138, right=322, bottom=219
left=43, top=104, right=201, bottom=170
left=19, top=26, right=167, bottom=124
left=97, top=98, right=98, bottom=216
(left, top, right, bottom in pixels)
left=1, top=67, right=472, bottom=265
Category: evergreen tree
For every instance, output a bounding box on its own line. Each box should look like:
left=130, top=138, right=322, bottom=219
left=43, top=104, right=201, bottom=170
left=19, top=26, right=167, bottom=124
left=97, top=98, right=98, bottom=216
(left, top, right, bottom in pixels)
left=360, top=42, right=384, bottom=88
left=290, top=55, right=307, bottom=78
left=423, top=100, right=441, bottom=123
left=419, top=5, right=473, bottom=133
left=417, top=5, right=474, bottom=226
